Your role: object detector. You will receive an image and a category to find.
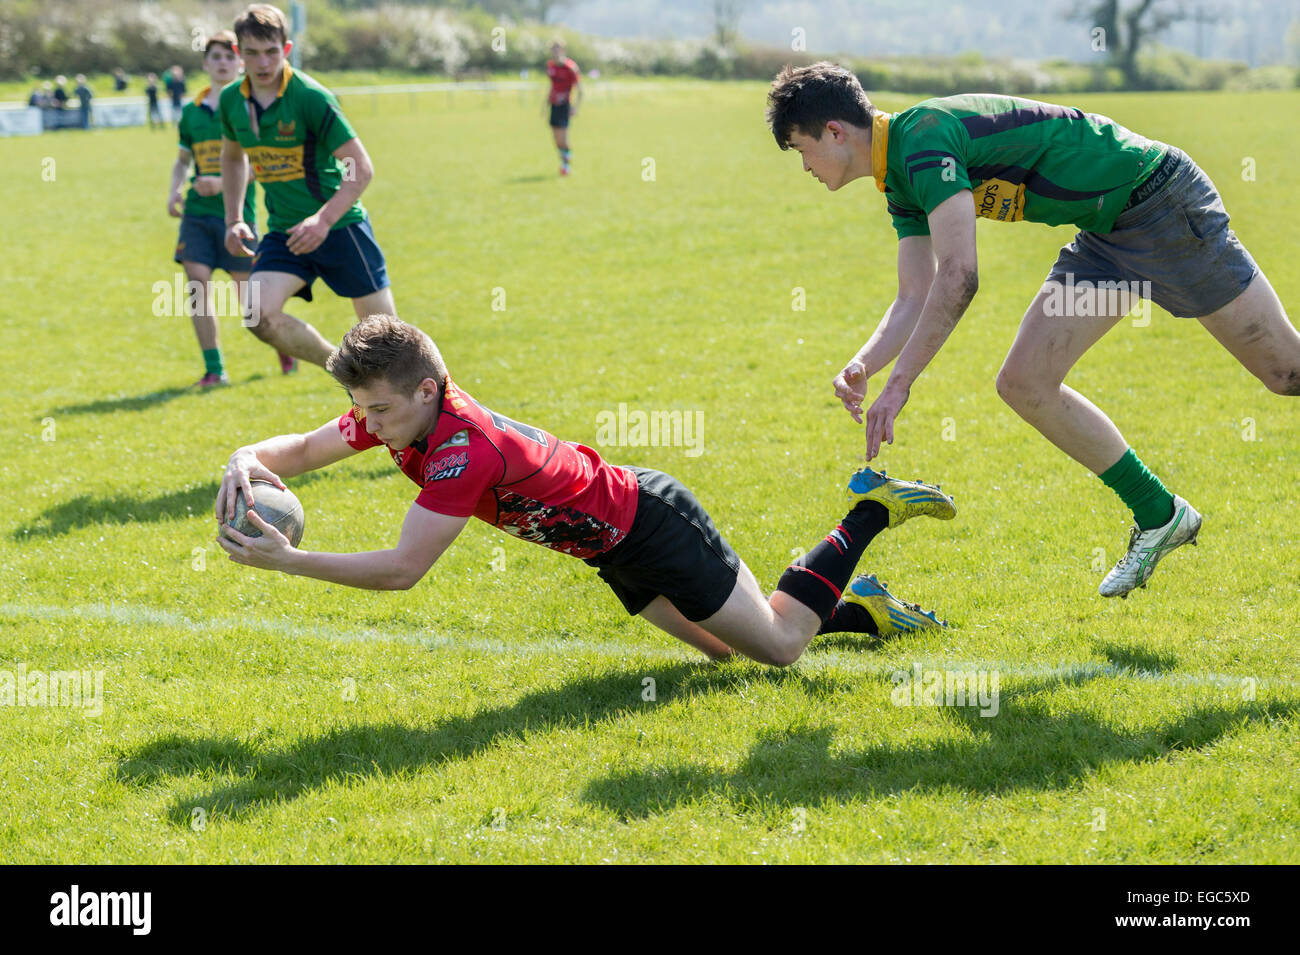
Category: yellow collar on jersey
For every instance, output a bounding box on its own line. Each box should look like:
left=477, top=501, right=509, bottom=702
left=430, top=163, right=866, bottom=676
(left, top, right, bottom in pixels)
left=192, top=86, right=212, bottom=107
left=239, top=63, right=293, bottom=100
left=871, top=110, right=891, bottom=193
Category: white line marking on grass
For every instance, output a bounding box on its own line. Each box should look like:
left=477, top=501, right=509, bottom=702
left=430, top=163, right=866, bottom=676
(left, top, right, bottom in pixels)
left=3, top=601, right=1297, bottom=692
left=800, top=652, right=1300, bottom=692
left=0, top=601, right=648, bottom=659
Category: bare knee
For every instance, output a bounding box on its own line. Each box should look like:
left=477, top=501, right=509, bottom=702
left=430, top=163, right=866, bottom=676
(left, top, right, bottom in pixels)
left=758, top=636, right=804, bottom=668
left=995, top=361, right=1045, bottom=410
left=759, top=649, right=799, bottom=668
left=244, top=310, right=281, bottom=343
left=1265, top=367, right=1300, bottom=396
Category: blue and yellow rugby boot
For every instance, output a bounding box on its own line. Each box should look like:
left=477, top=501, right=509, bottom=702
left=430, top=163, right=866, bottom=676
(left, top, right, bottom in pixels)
left=847, top=467, right=955, bottom=529
left=842, top=574, right=949, bottom=636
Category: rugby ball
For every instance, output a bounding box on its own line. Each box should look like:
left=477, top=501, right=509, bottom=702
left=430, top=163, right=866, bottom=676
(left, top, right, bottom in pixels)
left=227, top=480, right=305, bottom=547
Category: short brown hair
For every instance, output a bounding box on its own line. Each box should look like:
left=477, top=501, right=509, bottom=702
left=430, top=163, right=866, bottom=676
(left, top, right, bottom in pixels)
left=233, top=4, right=290, bottom=46
left=327, top=315, right=448, bottom=397
left=766, top=61, right=875, bottom=149
left=204, top=30, right=238, bottom=56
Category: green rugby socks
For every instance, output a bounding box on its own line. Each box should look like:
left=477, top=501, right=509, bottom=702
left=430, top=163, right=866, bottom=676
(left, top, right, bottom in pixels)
left=1099, top=447, right=1174, bottom=530
left=202, top=348, right=225, bottom=377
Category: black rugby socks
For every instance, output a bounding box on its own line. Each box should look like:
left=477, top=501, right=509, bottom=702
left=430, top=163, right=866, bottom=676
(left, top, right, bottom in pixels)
left=776, top=501, right=889, bottom=621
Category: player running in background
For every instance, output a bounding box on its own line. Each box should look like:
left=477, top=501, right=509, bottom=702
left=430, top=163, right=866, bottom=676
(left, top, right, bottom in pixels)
left=767, top=62, right=1300, bottom=598
left=215, top=315, right=956, bottom=665
left=220, top=3, right=397, bottom=371
left=168, top=31, right=262, bottom=389
left=545, top=41, right=581, bottom=176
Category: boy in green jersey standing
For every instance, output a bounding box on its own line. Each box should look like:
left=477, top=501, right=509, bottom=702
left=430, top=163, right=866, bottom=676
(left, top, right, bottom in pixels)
left=768, top=63, right=1300, bottom=598
left=168, top=31, right=263, bottom=388
left=220, top=4, right=397, bottom=370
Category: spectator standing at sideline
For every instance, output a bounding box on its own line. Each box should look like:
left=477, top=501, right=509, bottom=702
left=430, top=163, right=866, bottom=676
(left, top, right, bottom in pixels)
left=74, top=74, right=93, bottom=129
left=166, top=66, right=187, bottom=123
left=146, top=73, right=164, bottom=129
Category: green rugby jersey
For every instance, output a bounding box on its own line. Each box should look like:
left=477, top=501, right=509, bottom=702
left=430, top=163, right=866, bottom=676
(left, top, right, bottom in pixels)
left=178, top=88, right=257, bottom=224
left=219, top=65, right=365, bottom=233
left=872, top=94, right=1167, bottom=239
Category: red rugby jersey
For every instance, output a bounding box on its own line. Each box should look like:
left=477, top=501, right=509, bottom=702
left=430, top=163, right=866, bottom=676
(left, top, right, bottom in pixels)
left=337, top=377, right=639, bottom=559
left=546, top=58, right=580, bottom=105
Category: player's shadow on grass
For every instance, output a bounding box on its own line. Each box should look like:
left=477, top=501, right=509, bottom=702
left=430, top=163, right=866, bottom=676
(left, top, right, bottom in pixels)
left=114, top=662, right=846, bottom=826
left=807, top=632, right=888, bottom=653
left=1094, top=640, right=1180, bottom=675
left=11, top=467, right=394, bottom=539
left=47, top=373, right=290, bottom=417
left=581, top=685, right=1297, bottom=820
left=48, top=387, right=192, bottom=417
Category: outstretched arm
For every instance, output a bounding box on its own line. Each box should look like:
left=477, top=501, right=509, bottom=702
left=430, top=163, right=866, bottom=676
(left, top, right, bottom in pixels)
left=217, top=501, right=468, bottom=591
left=864, top=191, right=979, bottom=459
left=216, top=420, right=361, bottom=522
left=832, top=234, right=937, bottom=421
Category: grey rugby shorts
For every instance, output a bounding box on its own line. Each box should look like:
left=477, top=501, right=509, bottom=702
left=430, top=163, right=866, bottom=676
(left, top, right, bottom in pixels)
left=1045, top=146, right=1258, bottom=318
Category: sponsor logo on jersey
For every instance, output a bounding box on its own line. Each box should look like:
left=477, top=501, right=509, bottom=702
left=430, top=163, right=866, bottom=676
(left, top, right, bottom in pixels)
left=424, top=450, right=469, bottom=482
left=190, top=139, right=223, bottom=174
left=972, top=178, right=1026, bottom=222
left=433, top=429, right=470, bottom=452
left=246, top=145, right=305, bottom=183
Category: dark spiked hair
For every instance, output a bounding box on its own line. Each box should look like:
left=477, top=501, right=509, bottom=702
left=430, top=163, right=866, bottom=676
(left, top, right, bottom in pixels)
left=766, top=61, right=875, bottom=149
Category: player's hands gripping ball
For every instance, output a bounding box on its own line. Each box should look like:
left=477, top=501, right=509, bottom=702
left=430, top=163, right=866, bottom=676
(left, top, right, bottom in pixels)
left=216, top=480, right=305, bottom=570
left=223, top=480, right=304, bottom=546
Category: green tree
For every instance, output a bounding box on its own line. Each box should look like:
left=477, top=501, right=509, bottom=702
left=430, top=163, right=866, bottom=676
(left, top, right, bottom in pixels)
left=1071, top=0, right=1219, bottom=88
left=712, top=0, right=744, bottom=49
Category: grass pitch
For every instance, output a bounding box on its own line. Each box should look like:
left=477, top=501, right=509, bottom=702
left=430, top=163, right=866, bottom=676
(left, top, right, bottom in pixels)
left=1, top=82, right=1297, bottom=863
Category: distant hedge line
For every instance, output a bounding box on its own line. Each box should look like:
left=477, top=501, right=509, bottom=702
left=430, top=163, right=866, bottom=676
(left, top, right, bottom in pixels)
left=3, top=1, right=1295, bottom=92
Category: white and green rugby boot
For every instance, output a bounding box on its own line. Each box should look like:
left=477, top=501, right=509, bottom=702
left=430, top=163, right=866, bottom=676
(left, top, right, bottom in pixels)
left=843, top=574, right=949, bottom=636
left=1099, top=495, right=1202, bottom=598
left=847, top=467, right=956, bottom=528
